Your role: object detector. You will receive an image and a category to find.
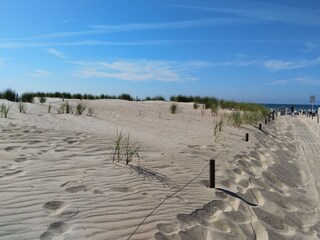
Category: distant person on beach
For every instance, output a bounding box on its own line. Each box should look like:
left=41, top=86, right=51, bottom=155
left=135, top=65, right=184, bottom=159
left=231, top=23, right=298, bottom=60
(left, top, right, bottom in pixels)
left=291, top=105, right=294, bottom=115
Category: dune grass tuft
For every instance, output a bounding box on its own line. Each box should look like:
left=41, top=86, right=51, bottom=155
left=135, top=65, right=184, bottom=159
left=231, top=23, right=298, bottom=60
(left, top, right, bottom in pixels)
left=18, top=101, right=27, bottom=113
left=112, top=129, right=145, bottom=165
left=0, top=103, right=11, bottom=118
left=76, top=102, right=86, bottom=115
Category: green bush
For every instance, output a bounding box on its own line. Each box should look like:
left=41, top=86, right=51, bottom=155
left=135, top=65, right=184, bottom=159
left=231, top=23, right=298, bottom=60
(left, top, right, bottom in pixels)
left=1, top=89, right=16, bottom=101
left=170, top=103, right=177, bottom=114
left=118, top=93, right=133, bottom=101
left=38, top=96, right=47, bottom=103
left=21, top=92, right=35, bottom=103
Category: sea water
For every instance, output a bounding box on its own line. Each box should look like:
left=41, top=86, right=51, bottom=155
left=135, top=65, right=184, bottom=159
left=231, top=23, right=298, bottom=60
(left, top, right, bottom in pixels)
left=262, top=103, right=319, bottom=112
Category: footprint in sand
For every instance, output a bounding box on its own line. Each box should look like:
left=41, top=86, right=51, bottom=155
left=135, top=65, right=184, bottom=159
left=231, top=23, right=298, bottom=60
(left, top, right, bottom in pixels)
left=4, top=146, right=20, bottom=152
left=43, top=201, right=66, bottom=215
left=61, top=181, right=87, bottom=193
left=40, top=222, right=71, bottom=240
left=109, top=186, right=136, bottom=193
left=14, top=157, right=27, bottom=163
left=43, top=200, right=79, bottom=218
left=65, top=185, right=87, bottom=193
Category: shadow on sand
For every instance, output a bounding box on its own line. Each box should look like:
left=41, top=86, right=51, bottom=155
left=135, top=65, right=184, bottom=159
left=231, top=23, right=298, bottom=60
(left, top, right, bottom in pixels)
left=216, top=188, right=258, bottom=207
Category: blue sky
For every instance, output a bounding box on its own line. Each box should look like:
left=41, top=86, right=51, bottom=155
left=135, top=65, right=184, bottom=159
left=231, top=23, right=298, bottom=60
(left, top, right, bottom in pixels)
left=1, top=0, right=320, bottom=103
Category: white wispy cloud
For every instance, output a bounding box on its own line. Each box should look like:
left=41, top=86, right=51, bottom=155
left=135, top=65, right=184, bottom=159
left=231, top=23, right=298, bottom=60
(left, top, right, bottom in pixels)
left=72, top=59, right=210, bottom=82
left=1, top=17, right=251, bottom=42
left=265, top=80, right=289, bottom=86
left=263, top=57, right=320, bottom=71
left=0, top=40, right=173, bottom=49
left=295, top=77, right=320, bottom=85
left=89, top=17, right=248, bottom=31
left=46, top=48, right=66, bottom=58
left=28, top=69, right=50, bottom=78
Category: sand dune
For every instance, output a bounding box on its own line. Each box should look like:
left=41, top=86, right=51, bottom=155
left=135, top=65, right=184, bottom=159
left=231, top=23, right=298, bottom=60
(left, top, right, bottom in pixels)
left=1, top=99, right=320, bottom=239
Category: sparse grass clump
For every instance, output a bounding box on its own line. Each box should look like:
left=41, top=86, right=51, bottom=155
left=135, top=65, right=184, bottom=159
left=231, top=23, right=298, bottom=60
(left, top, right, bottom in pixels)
left=112, top=130, right=145, bottom=165
left=211, top=103, right=219, bottom=116
left=65, top=101, right=74, bottom=114
left=213, top=113, right=228, bottom=140
left=193, top=102, right=199, bottom=110
left=18, top=101, right=26, bottom=113
left=76, top=102, right=86, bottom=115
left=57, top=103, right=66, bottom=114
left=0, top=103, right=11, bottom=118
left=48, top=104, right=52, bottom=113
left=230, top=110, right=243, bottom=127
left=170, top=103, right=177, bottom=114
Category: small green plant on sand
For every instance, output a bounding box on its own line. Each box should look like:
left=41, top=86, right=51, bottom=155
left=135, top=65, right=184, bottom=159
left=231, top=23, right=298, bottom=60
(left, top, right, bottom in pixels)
left=170, top=103, right=177, bottom=114
left=76, top=102, right=86, bottom=115
left=0, top=103, right=11, bottom=118
left=193, top=102, right=199, bottom=110
left=18, top=101, right=26, bottom=113
left=112, top=130, right=145, bottom=165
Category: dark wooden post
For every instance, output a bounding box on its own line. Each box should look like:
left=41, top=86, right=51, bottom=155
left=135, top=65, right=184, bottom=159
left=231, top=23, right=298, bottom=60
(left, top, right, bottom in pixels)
left=265, top=119, right=267, bottom=124
left=318, top=115, right=319, bottom=123
left=245, top=133, right=249, bottom=142
left=259, top=124, right=262, bottom=130
left=209, top=159, right=215, bottom=188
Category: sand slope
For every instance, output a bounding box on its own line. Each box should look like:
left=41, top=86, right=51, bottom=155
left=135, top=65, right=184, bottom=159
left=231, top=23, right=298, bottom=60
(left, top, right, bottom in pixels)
left=1, top=99, right=320, bottom=239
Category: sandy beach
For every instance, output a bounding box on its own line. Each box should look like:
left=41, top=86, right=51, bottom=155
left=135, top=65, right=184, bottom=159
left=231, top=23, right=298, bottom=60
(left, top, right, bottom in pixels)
left=1, top=99, right=320, bottom=240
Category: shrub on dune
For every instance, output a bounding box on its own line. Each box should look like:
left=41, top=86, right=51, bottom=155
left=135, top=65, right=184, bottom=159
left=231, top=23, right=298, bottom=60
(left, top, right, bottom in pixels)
left=21, top=92, right=35, bottom=103
left=38, top=96, right=47, bottom=103
left=1, top=89, right=17, bottom=102
left=170, top=103, right=177, bottom=114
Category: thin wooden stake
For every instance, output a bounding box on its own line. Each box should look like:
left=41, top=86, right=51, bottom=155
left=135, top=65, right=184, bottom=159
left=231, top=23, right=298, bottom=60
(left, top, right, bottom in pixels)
left=209, top=159, right=215, bottom=188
